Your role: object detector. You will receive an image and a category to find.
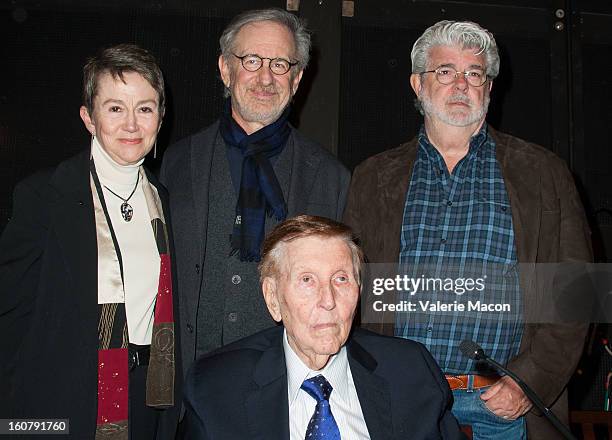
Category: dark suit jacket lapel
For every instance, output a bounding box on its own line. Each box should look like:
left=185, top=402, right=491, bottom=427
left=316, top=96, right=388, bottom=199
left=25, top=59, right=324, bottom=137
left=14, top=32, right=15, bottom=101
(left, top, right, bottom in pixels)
left=347, top=336, right=393, bottom=440
left=491, top=128, right=542, bottom=317
left=190, top=121, right=218, bottom=266
left=370, top=142, right=417, bottom=335
left=286, top=129, right=321, bottom=215
left=491, top=128, right=540, bottom=264
left=246, top=330, right=290, bottom=440
left=380, top=142, right=417, bottom=264
left=47, top=149, right=98, bottom=314
left=243, top=329, right=392, bottom=440
left=145, top=168, right=169, bottom=218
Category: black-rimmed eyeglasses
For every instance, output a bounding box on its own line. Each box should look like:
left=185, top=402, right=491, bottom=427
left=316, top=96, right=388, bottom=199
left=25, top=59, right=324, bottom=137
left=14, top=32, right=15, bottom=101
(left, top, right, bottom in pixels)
left=233, top=54, right=298, bottom=76
left=422, top=67, right=489, bottom=87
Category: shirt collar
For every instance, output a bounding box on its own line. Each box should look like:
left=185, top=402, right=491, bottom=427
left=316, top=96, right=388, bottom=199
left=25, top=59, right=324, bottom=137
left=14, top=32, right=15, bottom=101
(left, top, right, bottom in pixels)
left=469, top=122, right=489, bottom=154
left=283, top=329, right=351, bottom=406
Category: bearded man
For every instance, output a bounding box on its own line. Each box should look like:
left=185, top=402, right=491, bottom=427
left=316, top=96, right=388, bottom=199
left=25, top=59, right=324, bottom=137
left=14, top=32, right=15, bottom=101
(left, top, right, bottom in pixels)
left=161, top=8, right=349, bottom=380
left=343, top=20, right=592, bottom=439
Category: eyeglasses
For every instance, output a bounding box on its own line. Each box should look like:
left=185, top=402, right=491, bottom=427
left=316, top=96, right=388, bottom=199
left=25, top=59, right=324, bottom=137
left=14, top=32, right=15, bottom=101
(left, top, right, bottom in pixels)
left=233, top=54, right=298, bottom=76
left=422, top=67, right=489, bottom=87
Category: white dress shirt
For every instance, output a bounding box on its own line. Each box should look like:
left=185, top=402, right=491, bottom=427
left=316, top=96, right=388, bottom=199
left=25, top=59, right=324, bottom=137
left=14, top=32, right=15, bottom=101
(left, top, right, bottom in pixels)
left=92, top=138, right=160, bottom=344
left=284, top=330, right=371, bottom=440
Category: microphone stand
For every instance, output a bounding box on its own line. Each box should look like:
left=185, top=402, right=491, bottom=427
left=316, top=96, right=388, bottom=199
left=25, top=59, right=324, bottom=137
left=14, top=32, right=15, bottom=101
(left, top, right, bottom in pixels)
left=482, top=355, right=577, bottom=440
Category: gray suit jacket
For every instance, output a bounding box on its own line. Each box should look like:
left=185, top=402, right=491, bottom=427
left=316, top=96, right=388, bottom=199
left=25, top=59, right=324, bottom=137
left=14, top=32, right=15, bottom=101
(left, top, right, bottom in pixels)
left=160, top=121, right=350, bottom=379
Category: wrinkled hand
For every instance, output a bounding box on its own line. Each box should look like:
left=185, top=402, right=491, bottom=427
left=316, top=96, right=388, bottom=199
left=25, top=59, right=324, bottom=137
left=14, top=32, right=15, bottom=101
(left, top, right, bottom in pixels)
left=480, top=376, right=533, bottom=420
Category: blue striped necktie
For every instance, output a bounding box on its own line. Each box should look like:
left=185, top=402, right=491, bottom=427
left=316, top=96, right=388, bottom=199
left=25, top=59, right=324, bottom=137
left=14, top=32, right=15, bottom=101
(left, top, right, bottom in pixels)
left=301, top=375, right=341, bottom=439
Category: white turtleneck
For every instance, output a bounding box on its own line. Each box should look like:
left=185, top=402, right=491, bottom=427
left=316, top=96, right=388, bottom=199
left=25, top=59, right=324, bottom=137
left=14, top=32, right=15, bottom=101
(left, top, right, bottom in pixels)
left=92, top=137, right=160, bottom=345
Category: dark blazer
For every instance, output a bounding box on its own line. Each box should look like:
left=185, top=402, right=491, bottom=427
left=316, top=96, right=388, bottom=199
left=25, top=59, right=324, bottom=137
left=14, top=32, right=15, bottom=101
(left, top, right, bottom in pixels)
left=343, top=127, right=593, bottom=439
left=183, top=326, right=463, bottom=440
left=160, top=121, right=351, bottom=378
left=0, top=150, right=181, bottom=439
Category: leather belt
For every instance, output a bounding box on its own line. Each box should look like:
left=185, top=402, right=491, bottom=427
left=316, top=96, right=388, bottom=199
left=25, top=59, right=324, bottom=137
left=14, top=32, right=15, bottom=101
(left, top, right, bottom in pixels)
left=445, top=374, right=500, bottom=390
left=128, top=344, right=151, bottom=371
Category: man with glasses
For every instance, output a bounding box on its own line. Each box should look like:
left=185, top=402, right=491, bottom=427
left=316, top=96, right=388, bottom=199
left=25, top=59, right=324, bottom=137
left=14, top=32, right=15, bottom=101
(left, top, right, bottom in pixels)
left=161, top=8, right=349, bottom=379
left=344, top=20, right=592, bottom=439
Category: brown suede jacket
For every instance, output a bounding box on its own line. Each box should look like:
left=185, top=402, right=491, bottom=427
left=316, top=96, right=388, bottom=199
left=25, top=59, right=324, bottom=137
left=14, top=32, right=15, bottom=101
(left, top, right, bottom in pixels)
left=343, top=126, right=593, bottom=439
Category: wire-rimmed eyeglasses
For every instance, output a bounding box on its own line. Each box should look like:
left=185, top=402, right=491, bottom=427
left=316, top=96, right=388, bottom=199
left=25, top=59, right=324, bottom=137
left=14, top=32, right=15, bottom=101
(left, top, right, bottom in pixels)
left=422, top=67, right=489, bottom=87
left=233, top=54, right=298, bottom=76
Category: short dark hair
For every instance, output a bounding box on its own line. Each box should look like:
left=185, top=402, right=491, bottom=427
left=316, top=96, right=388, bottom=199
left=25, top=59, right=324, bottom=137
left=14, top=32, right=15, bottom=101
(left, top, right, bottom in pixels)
left=259, top=215, right=364, bottom=285
left=82, top=43, right=165, bottom=115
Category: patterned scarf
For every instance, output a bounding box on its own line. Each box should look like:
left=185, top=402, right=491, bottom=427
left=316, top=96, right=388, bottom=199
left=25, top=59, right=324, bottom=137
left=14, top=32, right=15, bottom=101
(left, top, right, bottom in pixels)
left=219, top=98, right=290, bottom=262
left=90, top=162, right=175, bottom=439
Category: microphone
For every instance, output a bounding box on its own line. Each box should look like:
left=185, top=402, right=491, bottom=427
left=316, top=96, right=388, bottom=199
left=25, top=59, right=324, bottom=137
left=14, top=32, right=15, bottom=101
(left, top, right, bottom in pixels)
left=458, top=340, right=486, bottom=361
left=459, top=340, right=577, bottom=440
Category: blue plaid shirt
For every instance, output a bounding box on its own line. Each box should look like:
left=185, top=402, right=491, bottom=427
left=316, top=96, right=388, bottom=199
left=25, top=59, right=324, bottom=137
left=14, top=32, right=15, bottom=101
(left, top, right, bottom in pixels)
left=397, top=124, right=523, bottom=374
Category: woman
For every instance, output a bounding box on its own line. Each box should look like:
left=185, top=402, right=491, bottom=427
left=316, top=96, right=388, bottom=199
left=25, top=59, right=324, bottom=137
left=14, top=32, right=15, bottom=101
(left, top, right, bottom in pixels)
left=0, top=44, right=180, bottom=439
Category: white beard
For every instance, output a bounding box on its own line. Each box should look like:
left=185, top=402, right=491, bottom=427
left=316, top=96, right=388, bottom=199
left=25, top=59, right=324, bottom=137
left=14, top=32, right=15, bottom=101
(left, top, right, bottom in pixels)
left=420, top=90, right=490, bottom=127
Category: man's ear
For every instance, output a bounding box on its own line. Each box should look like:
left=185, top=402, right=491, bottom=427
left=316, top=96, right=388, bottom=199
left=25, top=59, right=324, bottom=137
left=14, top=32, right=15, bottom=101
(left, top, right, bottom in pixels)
left=290, top=69, right=304, bottom=96
left=79, top=106, right=95, bottom=135
left=218, top=55, right=231, bottom=89
left=409, top=73, right=422, bottom=96
left=262, top=277, right=282, bottom=323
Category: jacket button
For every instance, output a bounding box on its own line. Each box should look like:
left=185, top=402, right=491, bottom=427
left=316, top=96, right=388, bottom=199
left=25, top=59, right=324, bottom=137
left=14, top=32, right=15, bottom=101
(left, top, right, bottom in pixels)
left=228, top=312, right=238, bottom=322
left=195, top=264, right=200, bottom=274
left=231, top=274, right=241, bottom=285
left=186, top=324, right=194, bottom=333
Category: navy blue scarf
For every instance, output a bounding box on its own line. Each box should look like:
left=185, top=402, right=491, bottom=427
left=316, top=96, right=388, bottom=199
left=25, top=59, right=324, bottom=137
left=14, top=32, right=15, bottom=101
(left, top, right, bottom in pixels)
left=219, top=99, right=290, bottom=261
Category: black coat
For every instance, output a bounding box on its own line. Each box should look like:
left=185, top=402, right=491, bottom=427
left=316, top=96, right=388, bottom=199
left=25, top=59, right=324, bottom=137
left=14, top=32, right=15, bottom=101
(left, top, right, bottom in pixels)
left=0, top=150, right=181, bottom=439
left=183, top=326, right=463, bottom=440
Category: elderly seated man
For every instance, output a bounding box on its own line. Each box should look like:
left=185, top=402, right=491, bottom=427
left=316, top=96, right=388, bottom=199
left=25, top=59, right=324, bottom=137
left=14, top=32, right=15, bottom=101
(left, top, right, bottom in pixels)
left=183, top=215, right=463, bottom=439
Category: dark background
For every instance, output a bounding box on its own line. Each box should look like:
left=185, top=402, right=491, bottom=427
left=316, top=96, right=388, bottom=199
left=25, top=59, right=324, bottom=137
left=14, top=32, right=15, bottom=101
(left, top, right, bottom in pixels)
left=2, top=0, right=611, bottom=418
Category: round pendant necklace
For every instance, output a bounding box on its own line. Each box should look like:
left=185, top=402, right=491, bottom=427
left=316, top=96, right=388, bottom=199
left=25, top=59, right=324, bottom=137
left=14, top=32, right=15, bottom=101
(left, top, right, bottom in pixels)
left=103, top=173, right=140, bottom=222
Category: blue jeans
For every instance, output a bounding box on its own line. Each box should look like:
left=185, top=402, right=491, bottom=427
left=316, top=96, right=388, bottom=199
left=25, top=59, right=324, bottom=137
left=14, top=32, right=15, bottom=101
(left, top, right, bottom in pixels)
left=452, top=386, right=526, bottom=440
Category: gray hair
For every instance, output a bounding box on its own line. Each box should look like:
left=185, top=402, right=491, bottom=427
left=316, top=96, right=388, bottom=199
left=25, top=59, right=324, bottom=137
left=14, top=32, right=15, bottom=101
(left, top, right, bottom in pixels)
left=411, top=20, right=500, bottom=79
left=82, top=44, right=165, bottom=116
left=219, top=8, right=311, bottom=71
left=259, top=215, right=364, bottom=287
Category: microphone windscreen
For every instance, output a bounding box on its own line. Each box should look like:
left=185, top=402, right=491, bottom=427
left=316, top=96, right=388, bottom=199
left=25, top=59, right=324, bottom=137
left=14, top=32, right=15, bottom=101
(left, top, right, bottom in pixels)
left=459, top=340, right=483, bottom=360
